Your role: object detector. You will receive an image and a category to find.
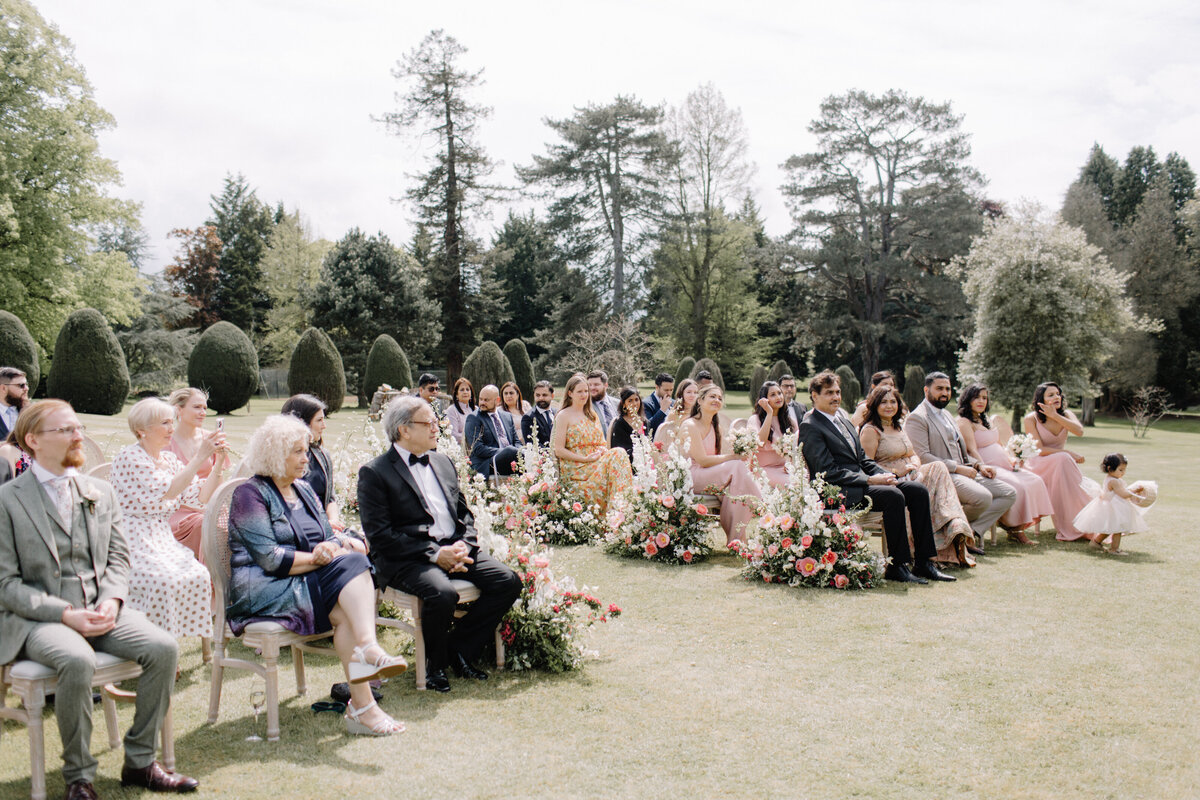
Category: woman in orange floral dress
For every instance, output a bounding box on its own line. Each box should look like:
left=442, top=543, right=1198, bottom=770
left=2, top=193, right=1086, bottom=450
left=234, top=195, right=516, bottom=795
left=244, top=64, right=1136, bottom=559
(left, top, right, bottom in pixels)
left=552, top=373, right=632, bottom=515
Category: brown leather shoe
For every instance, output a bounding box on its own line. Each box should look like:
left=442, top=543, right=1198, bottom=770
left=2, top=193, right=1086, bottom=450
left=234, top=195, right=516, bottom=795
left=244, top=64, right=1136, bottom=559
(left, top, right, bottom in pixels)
left=120, top=761, right=199, bottom=792
left=63, top=781, right=98, bottom=800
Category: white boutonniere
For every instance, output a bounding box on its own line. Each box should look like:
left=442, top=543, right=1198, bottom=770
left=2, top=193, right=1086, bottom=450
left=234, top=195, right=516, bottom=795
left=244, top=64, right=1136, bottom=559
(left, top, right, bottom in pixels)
left=81, top=486, right=101, bottom=514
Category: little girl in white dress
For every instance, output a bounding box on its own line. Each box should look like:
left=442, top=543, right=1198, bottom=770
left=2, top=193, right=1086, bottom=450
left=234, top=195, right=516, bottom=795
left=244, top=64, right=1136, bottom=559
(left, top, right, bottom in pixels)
left=1074, top=453, right=1156, bottom=555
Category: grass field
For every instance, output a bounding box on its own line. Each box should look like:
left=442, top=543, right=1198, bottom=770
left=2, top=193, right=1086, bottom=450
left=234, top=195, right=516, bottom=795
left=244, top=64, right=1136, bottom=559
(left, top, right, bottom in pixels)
left=2, top=402, right=1197, bottom=799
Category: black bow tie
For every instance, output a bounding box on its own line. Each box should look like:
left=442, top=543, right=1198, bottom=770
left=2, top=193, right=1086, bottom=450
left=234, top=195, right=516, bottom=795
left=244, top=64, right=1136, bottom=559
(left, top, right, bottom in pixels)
left=408, top=453, right=429, bottom=467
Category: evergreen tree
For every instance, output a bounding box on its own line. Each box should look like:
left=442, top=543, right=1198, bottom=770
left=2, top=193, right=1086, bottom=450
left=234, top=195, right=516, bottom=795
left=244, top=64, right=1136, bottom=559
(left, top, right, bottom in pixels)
left=0, top=310, right=41, bottom=390
left=261, top=210, right=330, bottom=364
left=748, top=365, right=768, bottom=406
left=503, top=339, right=535, bottom=399
left=361, top=335, right=413, bottom=397
left=47, top=309, right=130, bottom=415
left=187, top=321, right=260, bottom=414
left=767, top=360, right=792, bottom=385
left=1079, top=143, right=1119, bottom=220
left=461, top=341, right=515, bottom=393
left=675, top=357, right=696, bottom=388
left=690, top=358, right=725, bottom=391
left=490, top=212, right=571, bottom=356
left=207, top=173, right=277, bottom=335
left=288, top=328, right=346, bottom=413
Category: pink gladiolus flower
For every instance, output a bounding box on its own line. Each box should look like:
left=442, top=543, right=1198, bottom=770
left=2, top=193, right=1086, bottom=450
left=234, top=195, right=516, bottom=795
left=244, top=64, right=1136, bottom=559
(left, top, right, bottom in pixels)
left=780, top=537, right=793, bottom=549
left=821, top=550, right=838, bottom=565
left=694, top=503, right=709, bottom=515
left=572, top=502, right=583, bottom=513
left=645, top=541, right=659, bottom=556
left=800, top=535, right=813, bottom=548
left=834, top=574, right=850, bottom=589
left=797, top=557, right=818, bottom=576
left=779, top=515, right=795, bottom=530
left=655, top=532, right=670, bottom=548
left=660, top=494, right=676, bottom=508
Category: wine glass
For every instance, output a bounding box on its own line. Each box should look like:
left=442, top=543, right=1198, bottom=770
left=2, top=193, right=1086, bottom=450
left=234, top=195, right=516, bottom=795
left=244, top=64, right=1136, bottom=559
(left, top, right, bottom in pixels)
left=246, top=677, right=266, bottom=741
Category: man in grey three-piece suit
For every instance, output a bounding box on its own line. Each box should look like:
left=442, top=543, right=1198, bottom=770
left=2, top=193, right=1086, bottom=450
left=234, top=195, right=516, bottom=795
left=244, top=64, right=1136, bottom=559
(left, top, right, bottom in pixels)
left=904, top=373, right=1016, bottom=550
left=0, top=400, right=197, bottom=800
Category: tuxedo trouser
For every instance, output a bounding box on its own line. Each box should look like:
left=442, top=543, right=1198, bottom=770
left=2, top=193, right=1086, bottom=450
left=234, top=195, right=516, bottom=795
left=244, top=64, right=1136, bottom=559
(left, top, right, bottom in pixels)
left=389, top=551, right=521, bottom=670
left=952, top=473, right=1017, bottom=536
left=490, top=447, right=521, bottom=476
left=866, top=481, right=937, bottom=564
left=22, top=608, right=178, bottom=784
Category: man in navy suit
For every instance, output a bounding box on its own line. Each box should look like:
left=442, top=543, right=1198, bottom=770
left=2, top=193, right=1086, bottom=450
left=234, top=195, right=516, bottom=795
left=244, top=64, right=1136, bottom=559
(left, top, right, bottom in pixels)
left=521, top=381, right=556, bottom=448
left=464, top=385, right=520, bottom=477
left=643, top=373, right=674, bottom=435
left=797, top=370, right=954, bottom=585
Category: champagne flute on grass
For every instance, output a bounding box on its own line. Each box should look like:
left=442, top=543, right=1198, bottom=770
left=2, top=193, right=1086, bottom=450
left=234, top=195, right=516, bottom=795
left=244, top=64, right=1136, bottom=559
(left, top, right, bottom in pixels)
left=246, top=676, right=266, bottom=741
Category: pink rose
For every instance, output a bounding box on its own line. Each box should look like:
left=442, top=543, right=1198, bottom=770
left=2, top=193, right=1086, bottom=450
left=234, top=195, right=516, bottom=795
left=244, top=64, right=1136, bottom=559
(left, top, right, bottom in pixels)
left=505, top=517, right=518, bottom=530
left=682, top=550, right=693, bottom=563
left=797, top=557, right=818, bottom=576
left=831, top=513, right=845, bottom=526
left=800, top=535, right=813, bottom=548
left=655, top=532, right=670, bottom=548
left=694, top=503, right=709, bottom=515
left=572, top=502, right=583, bottom=513
left=834, top=574, right=850, bottom=589
left=779, top=514, right=795, bottom=530
left=660, top=494, right=676, bottom=508
left=761, top=513, right=775, bottom=527
left=645, top=541, right=659, bottom=556
left=821, top=550, right=838, bottom=565
left=767, top=544, right=779, bottom=556
left=780, top=537, right=793, bottom=549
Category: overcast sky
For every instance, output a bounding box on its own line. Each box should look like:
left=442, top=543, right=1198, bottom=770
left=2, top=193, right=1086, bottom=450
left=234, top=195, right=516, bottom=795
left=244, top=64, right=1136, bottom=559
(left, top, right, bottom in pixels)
left=32, top=0, right=1200, bottom=272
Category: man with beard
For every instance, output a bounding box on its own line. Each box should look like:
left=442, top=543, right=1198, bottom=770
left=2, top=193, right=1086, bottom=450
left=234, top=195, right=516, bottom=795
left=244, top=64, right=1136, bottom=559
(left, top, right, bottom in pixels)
left=464, top=385, right=521, bottom=477
left=586, top=371, right=619, bottom=433
left=904, top=372, right=1015, bottom=552
left=0, top=400, right=198, bottom=799
left=0, top=367, right=30, bottom=440
left=521, top=381, right=556, bottom=448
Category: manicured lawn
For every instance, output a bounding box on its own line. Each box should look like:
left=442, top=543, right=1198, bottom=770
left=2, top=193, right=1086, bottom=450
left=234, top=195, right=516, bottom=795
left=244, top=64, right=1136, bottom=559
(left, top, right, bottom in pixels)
left=3, top=407, right=1197, bottom=799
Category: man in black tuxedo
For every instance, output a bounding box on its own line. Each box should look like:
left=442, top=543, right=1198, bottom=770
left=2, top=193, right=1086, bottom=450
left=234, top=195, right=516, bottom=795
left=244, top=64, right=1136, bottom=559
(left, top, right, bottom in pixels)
left=357, top=396, right=521, bottom=692
left=464, top=385, right=521, bottom=477
left=521, top=381, right=556, bottom=448
left=798, top=370, right=955, bottom=584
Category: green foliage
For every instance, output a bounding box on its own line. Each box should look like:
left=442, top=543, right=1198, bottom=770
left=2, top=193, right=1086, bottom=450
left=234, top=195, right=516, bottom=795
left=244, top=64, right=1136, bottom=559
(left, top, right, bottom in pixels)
left=114, top=277, right=198, bottom=395
left=767, top=360, right=792, bottom=384
left=835, top=365, right=861, bottom=407
left=690, top=358, right=725, bottom=391
left=504, top=339, right=535, bottom=399
left=187, top=321, right=260, bottom=414
left=0, top=310, right=41, bottom=390
left=260, top=210, right=330, bottom=365
left=461, top=341, right=515, bottom=394
left=207, top=174, right=277, bottom=333
left=47, top=309, right=129, bottom=415
left=310, top=229, right=440, bottom=403
left=490, top=213, right=573, bottom=359
left=675, top=357, right=696, bottom=387
left=361, top=335, right=413, bottom=398
left=902, top=365, right=926, bottom=413
left=287, top=328, right=346, bottom=413
left=748, top=365, right=768, bottom=406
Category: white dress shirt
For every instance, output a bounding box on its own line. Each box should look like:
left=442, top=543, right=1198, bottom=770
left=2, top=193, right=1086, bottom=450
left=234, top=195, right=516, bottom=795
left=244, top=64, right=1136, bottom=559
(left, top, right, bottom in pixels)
left=392, top=444, right=456, bottom=554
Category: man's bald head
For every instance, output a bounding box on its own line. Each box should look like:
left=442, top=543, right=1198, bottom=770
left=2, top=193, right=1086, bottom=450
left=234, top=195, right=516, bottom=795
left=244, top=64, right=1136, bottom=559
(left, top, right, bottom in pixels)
left=478, top=385, right=499, bottom=412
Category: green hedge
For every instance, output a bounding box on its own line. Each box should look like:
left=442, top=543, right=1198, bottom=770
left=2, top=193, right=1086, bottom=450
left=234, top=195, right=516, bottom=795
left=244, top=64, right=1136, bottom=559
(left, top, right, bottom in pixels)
left=361, top=334, right=413, bottom=399
left=903, top=364, right=926, bottom=412
left=748, top=365, right=768, bottom=406
left=461, top=341, right=515, bottom=393
left=836, top=365, right=862, bottom=408
left=674, top=357, right=696, bottom=388
left=504, top=339, right=535, bottom=399
left=47, top=309, right=129, bottom=415
left=690, top=357, right=725, bottom=391
left=0, top=310, right=40, bottom=390
left=767, top=359, right=792, bottom=384
left=187, top=321, right=260, bottom=414
left=288, top=327, right=346, bottom=412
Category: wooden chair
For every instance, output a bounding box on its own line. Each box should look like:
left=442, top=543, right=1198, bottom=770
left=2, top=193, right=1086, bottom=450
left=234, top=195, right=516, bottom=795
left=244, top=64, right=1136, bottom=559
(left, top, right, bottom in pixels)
left=201, top=477, right=335, bottom=741
left=87, top=462, right=111, bottom=481
left=80, top=435, right=105, bottom=472
left=0, top=656, right=174, bottom=800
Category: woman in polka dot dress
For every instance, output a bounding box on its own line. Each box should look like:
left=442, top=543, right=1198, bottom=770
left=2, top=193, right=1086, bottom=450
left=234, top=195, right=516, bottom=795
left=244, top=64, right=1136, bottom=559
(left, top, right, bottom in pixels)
left=109, top=397, right=228, bottom=639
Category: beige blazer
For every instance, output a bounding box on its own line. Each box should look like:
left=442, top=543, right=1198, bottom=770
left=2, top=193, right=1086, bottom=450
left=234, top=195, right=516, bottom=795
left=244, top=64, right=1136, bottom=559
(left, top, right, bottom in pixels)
left=903, top=399, right=977, bottom=470
left=0, top=469, right=129, bottom=664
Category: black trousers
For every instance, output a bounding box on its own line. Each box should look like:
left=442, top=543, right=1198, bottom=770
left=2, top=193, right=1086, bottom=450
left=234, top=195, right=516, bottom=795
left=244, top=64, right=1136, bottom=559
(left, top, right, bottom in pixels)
left=865, top=480, right=937, bottom=564
left=491, top=446, right=521, bottom=476
left=389, top=550, right=521, bottom=669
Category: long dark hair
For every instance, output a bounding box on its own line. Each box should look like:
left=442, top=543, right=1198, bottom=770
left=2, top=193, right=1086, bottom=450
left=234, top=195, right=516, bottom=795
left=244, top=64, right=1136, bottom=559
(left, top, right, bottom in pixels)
left=281, top=394, right=326, bottom=444
left=754, top=381, right=794, bottom=442
left=1032, top=382, right=1063, bottom=423
left=861, top=385, right=907, bottom=432
left=452, top=377, right=476, bottom=414
left=957, top=383, right=991, bottom=428
left=688, top=384, right=723, bottom=454
left=618, top=386, right=642, bottom=418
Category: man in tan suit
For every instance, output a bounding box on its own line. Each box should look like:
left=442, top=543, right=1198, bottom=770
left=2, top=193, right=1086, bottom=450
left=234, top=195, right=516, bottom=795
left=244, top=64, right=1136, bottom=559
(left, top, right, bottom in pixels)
left=0, top=401, right=198, bottom=800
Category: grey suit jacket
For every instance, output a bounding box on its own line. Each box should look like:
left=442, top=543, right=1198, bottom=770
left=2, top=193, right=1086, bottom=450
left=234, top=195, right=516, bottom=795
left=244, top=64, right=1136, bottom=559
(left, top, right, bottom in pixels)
left=0, top=470, right=129, bottom=664
left=904, top=400, right=977, bottom=470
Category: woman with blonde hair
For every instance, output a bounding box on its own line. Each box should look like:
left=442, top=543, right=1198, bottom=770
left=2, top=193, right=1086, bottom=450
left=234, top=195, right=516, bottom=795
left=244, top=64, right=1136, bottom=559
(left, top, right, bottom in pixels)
left=551, top=373, right=632, bottom=514
left=165, top=387, right=230, bottom=556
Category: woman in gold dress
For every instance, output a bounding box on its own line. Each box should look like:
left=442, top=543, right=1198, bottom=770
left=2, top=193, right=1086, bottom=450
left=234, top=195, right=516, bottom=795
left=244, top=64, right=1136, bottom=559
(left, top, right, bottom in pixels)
left=551, top=373, right=632, bottom=515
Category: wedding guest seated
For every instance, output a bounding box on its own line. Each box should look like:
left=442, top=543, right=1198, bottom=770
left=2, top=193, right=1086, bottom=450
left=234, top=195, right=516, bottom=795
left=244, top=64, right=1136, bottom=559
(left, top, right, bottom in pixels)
left=778, top=374, right=808, bottom=426
left=608, top=386, right=646, bottom=464
left=165, top=387, right=230, bottom=557
left=446, top=378, right=476, bottom=444
left=521, top=381, right=556, bottom=448
left=0, top=366, right=30, bottom=441
left=228, top=414, right=406, bottom=734
left=683, top=385, right=763, bottom=544
left=904, top=372, right=1015, bottom=553
left=282, top=393, right=343, bottom=528
left=694, top=370, right=714, bottom=389
left=1022, top=381, right=1095, bottom=542
left=748, top=381, right=795, bottom=488
left=587, top=370, right=620, bottom=432
left=0, top=399, right=199, bottom=797
left=799, top=371, right=954, bottom=584
left=357, top=396, right=520, bottom=693
left=0, top=430, right=32, bottom=480
left=858, top=385, right=975, bottom=567
left=643, top=373, right=674, bottom=434
left=653, top=378, right=699, bottom=452
left=956, top=384, right=1054, bottom=544
left=110, top=398, right=222, bottom=643
left=415, top=373, right=445, bottom=419
left=499, top=381, right=532, bottom=444
left=850, top=370, right=895, bottom=428
left=553, top=373, right=633, bottom=515
left=464, top=385, right=521, bottom=477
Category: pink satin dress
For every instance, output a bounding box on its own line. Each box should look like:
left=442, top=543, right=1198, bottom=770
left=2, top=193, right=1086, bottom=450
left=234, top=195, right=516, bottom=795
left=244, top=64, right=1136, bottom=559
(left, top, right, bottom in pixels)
left=973, top=424, right=1054, bottom=529
left=1024, top=415, right=1092, bottom=541
left=689, top=425, right=762, bottom=543
left=746, top=414, right=789, bottom=488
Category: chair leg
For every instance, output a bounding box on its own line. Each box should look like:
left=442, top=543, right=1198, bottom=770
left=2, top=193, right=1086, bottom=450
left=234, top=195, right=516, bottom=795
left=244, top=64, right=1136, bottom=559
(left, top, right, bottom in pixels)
left=494, top=628, right=505, bottom=671
left=27, top=685, right=47, bottom=800
left=207, top=657, right=224, bottom=724
left=102, top=690, right=121, bottom=750
left=989, top=523, right=998, bottom=546
left=161, top=703, right=175, bottom=771
left=413, top=601, right=427, bottom=690
left=293, top=649, right=307, bottom=696
left=263, top=648, right=281, bottom=742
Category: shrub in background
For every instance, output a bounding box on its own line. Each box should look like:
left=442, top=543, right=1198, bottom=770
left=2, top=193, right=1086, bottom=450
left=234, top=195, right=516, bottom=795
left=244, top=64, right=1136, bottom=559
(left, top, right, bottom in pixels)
left=288, top=327, right=346, bottom=412
left=361, top=334, right=413, bottom=398
left=504, top=339, right=535, bottom=399
left=462, top=341, right=515, bottom=392
left=47, top=309, right=129, bottom=415
left=0, top=310, right=41, bottom=390
left=188, top=321, right=260, bottom=414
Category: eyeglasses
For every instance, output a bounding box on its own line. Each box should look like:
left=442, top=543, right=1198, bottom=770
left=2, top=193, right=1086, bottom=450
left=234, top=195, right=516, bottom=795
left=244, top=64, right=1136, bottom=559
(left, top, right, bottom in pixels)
left=407, top=418, right=439, bottom=429
left=4, top=382, right=28, bottom=389
left=38, top=425, right=86, bottom=436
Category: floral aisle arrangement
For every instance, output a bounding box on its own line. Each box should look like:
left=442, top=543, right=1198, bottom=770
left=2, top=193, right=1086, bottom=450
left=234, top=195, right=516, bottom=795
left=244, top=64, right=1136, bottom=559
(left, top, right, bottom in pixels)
left=730, top=432, right=885, bottom=589
left=603, top=436, right=715, bottom=564
left=1005, top=433, right=1041, bottom=464
left=330, top=416, right=389, bottom=521
left=489, top=442, right=608, bottom=545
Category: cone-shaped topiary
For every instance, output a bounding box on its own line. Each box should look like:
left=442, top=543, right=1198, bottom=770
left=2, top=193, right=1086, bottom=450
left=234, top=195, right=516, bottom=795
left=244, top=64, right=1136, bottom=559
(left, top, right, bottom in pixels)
left=287, top=327, right=346, bottom=413
left=748, top=365, right=768, bottom=406
left=767, top=359, right=792, bottom=385
left=461, top=341, right=515, bottom=393
left=361, top=334, right=413, bottom=399
left=675, top=357, right=696, bottom=388
left=47, top=309, right=130, bottom=415
left=0, top=310, right=41, bottom=391
left=188, top=321, right=260, bottom=414
left=503, top=339, right=535, bottom=399
left=690, top=358, right=725, bottom=391
left=903, top=364, right=926, bottom=412
left=836, top=365, right=862, bottom=408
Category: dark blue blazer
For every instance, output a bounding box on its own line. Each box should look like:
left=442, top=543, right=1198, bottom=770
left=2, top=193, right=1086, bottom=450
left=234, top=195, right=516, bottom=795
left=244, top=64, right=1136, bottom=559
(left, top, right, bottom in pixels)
left=464, top=409, right=518, bottom=476
left=521, top=407, right=555, bottom=448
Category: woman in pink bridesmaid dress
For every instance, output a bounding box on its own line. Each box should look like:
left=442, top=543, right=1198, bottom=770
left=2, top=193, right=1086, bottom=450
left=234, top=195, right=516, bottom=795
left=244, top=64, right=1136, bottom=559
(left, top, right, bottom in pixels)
left=746, top=381, right=794, bottom=488
left=165, top=387, right=229, bottom=557
left=956, top=384, right=1053, bottom=541
left=683, top=386, right=762, bottom=544
left=1022, top=382, right=1095, bottom=541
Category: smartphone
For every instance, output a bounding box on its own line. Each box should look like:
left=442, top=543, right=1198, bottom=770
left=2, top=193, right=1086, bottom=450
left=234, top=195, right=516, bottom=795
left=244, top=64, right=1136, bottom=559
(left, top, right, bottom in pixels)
left=216, top=419, right=224, bottom=431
